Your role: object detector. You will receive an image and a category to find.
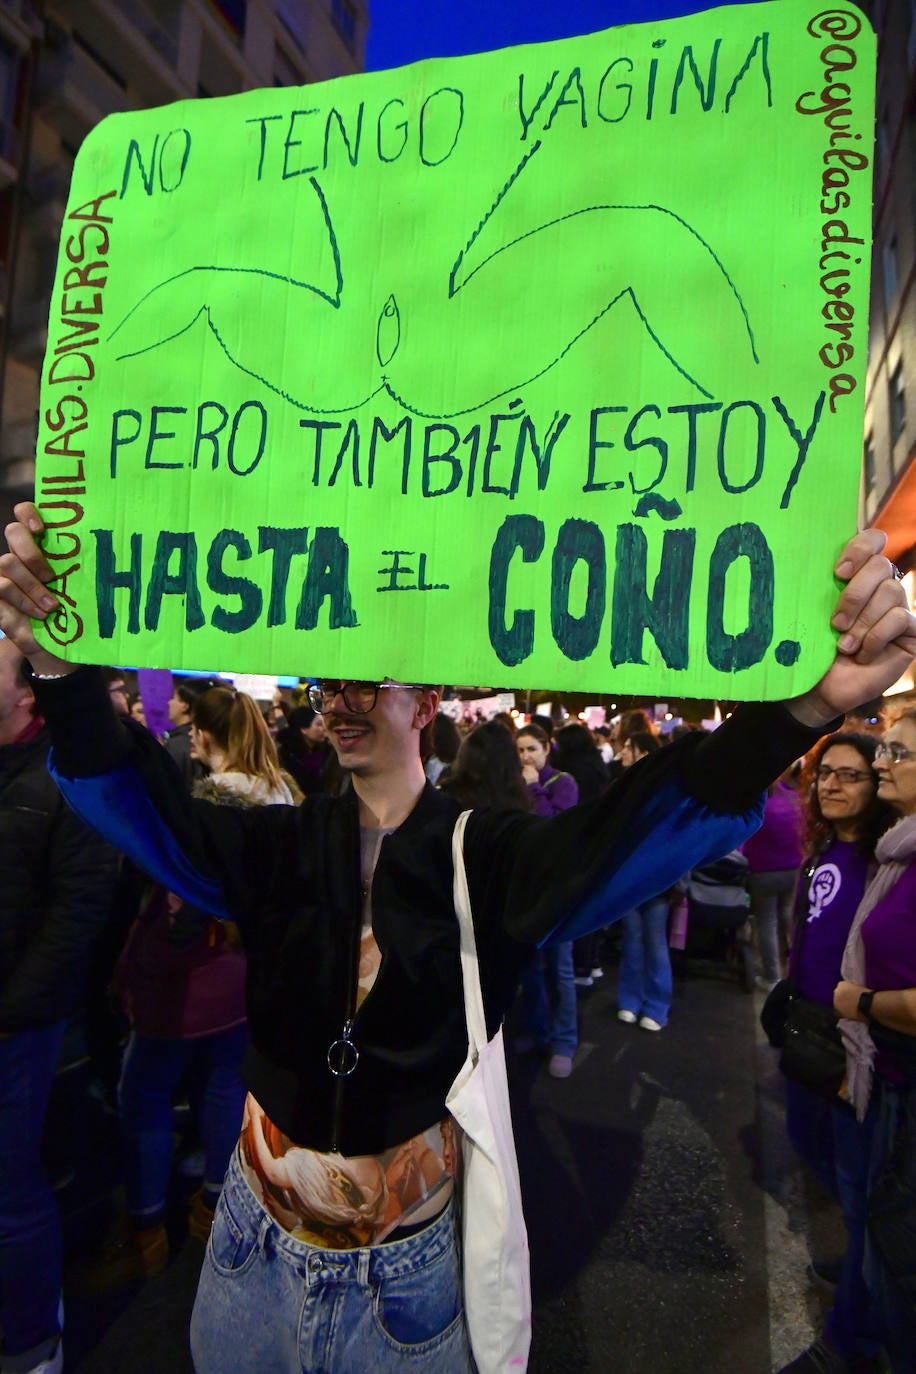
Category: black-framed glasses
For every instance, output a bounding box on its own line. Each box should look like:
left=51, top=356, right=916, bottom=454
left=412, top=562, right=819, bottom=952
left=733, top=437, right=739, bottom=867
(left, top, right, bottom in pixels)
left=875, top=741, right=916, bottom=765
left=815, top=764, right=873, bottom=785
left=307, top=680, right=423, bottom=714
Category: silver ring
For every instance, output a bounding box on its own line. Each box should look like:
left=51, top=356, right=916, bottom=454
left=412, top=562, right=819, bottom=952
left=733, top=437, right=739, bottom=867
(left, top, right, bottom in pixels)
left=892, top=563, right=905, bottom=581
left=327, top=1037, right=359, bottom=1077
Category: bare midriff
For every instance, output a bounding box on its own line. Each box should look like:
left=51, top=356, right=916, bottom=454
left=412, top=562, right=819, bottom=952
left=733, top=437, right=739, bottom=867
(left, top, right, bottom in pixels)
left=238, top=1095, right=459, bottom=1248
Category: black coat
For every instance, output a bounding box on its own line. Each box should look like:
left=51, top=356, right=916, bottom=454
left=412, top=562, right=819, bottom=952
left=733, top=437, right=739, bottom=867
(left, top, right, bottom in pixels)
left=38, top=670, right=835, bottom=1152
left=0, top=723, right=119, bottom=1031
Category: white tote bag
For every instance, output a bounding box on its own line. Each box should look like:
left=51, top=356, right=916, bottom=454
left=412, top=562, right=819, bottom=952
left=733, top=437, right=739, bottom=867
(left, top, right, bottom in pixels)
left=445, top=810, right=532, bottom=1373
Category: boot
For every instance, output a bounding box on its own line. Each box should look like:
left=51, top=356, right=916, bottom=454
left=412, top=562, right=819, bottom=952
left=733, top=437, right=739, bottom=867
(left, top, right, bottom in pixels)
left=187, top=1189, right=216, bottom=1244
left=75, top=1216, right=168, bottom=1293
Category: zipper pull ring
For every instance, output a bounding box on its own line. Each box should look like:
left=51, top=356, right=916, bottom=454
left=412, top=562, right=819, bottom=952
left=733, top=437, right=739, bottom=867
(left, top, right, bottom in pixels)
left=327, top=1018, right=359, bottom=1077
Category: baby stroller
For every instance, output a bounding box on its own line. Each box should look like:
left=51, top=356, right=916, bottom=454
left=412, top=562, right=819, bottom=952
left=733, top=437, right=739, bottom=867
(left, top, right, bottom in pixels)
left=680, top=849, right=755, bottom=991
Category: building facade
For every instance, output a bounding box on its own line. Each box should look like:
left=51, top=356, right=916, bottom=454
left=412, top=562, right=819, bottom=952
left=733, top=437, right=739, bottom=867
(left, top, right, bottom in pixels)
left=0, top=0, right=366, bottom=523
left=859, top=0, right=916, bottom=697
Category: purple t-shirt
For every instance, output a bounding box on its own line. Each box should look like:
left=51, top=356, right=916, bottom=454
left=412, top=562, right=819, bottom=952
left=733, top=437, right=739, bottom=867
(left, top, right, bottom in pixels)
left=862, top=862, right=916, bottom=1082
left=793, top=839, right=871, bottom=1006
left=743, top=779, right=803, bottom=873
left=862, top=861, right=916, bottom=993
left=527, top=765, right=578, bottom=817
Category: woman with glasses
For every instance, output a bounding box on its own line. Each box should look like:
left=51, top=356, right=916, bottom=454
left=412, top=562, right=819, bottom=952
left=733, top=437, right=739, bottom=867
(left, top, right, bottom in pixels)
left=778, top=733, right=894, bottom=1374
left=830, top=711, right=916, bottom=1373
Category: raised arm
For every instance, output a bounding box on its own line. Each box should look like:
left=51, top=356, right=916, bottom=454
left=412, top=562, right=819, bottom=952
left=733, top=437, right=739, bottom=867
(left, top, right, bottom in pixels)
left=0, top=503, right=300, bottom=922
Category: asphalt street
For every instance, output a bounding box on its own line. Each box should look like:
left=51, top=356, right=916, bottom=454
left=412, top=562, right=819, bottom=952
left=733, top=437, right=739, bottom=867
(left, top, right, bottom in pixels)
left=45, top=960, right=843, bottom=1374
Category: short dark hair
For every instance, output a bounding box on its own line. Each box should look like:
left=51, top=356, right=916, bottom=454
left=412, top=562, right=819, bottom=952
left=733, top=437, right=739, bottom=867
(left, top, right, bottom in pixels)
left=175, top=676, right=219, bottom=710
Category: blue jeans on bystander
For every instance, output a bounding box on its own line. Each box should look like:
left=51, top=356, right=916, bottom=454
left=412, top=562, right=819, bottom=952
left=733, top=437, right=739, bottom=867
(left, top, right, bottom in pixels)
left=0, top=1022, right=65, bottom=1370
left=518, top=941, right=578, bottom=1057
left=118, top=1023, right=248, bottom=1221
left=617, top=899, right=673, bottom=1026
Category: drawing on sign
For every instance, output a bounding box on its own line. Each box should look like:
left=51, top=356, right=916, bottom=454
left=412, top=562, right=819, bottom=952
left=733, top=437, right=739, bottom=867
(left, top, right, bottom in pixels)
left=108, top=142, right=758, bottom=417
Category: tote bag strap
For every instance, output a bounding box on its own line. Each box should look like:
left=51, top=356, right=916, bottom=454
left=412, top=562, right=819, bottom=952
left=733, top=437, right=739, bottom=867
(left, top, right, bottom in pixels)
left=452, top=810, right=488, bottom=1058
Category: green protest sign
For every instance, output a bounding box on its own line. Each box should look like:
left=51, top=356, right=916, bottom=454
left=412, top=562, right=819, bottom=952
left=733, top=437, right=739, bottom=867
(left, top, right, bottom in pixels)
left=34, top=0, right=875, bottom=698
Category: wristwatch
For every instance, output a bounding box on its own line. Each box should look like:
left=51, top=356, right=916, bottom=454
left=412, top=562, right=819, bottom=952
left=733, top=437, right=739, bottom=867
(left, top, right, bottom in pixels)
left=858, top=989, right=875, bottom=1021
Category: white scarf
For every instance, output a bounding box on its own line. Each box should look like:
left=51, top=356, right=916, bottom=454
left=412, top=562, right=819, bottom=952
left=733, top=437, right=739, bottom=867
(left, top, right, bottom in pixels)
left=839, top=812, right=916, bottom=1119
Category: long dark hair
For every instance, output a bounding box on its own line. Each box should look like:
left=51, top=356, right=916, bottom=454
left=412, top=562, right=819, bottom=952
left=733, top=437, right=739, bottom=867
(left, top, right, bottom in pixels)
left=431, top=712, right=461, bottom=764
left=800, top=730, right=894, bottom=857
left=441, top=721, right=532, bottom=811
left=553, top=722, right=609, bottom=802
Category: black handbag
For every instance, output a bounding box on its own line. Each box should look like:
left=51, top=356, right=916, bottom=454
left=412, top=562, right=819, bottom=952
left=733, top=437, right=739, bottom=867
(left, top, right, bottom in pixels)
left=759, top=905, right=846, bottom=1099
left=760, top=978, right=792, bottom=1048
left=779, top=996, right=846, bottom=1099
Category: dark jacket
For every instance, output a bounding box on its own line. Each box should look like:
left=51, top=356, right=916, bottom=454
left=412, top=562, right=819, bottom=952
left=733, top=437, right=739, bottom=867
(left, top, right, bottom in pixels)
left=37, top=668, right=833, bottom=1154
left=0, top=720, right=119, bottom=1031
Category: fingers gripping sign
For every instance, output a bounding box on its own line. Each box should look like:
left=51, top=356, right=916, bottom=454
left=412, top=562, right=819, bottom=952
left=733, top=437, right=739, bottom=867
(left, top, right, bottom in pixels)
left=0, top=503, right=75, bottom=674
left=789, top=529, right=916, bottom=726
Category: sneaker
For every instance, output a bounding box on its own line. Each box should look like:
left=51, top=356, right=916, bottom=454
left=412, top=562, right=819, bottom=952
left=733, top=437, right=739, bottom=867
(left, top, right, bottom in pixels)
left=638, top=1016, right=664, bottom=1032
left=75, top=1220, right=168, bottom=1293
left=590, top=967, right=604, bottom=979
left=809, top=1253, right=844, bottom=1290
left=777, top=1338, right=853, bottom=1373
left=617, top=1009, right=637, bottom=1024
left=573, top=975, right=594, bottom=988
left=548, top=1053, right=573, bottom=1079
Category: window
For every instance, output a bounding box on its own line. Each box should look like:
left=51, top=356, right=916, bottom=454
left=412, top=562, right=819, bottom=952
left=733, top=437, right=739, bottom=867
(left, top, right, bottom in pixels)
left=864, top=432, right=876, bottom=497
left=890, top=362, right=906, bottom=444
left=0, top=41, right=21, bottom=163
left=883, top=235, right=898, bottom=311
left=877, top=108, right=891, bottom=179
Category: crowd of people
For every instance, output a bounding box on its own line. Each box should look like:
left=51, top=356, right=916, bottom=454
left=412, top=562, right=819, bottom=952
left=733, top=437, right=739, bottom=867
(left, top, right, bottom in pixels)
left=0, top=504, right=915, bottom=1374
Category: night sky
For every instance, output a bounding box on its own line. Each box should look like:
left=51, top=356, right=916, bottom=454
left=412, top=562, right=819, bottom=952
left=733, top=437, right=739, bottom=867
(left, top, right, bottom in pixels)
left=366, top=0, right=760, bottom=72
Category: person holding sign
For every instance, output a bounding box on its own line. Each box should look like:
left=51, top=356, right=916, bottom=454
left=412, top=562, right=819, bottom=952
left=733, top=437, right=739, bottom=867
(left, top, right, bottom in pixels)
left=0, top=505, right=914, bottom=1374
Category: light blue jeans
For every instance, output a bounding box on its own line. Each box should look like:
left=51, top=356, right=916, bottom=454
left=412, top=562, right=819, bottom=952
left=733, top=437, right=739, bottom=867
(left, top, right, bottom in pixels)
left=190, top=1148, right=475, bottom=1374
left=518, top=941, right=578, bottom=1056
left=617, top=899, right=673, bottom=1026
left=118, top=1024, right=248, bottom=1221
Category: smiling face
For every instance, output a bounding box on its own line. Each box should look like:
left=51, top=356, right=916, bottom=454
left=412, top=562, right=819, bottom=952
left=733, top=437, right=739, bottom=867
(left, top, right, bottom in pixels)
left=516, top=733, right=548, bottom=773
left=325, top=685, right=437, bottom=779
left=816, top=743, right=876, bottom=837
left=876, top=717, right=916, bottom=817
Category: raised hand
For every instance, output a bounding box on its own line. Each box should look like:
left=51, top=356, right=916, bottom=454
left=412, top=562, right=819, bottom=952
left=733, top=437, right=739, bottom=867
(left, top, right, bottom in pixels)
left=0, top=502, right=76, bottom=674
left=789, top=529, right=916, bottom=726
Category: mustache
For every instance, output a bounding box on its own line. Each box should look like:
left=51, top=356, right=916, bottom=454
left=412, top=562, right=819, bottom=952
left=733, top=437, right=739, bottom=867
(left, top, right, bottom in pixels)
left=326, top=712, right=372, bottom=730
